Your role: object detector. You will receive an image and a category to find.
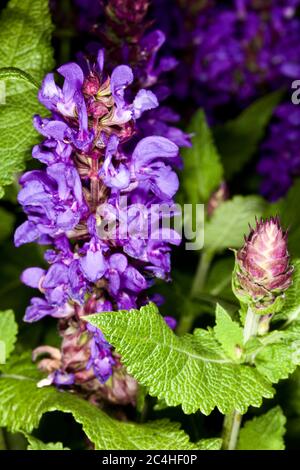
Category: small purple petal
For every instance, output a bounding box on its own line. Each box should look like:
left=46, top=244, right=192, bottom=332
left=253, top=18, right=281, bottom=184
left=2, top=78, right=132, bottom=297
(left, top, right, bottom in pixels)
left=110, top=65, right=134, bottom=109
left=164, top=316, right=177, bottom=330
left=133, top=89, right=158, bottom=118
left=21, top=267, right=45, bottom=288
left=80, top=248, right=106, bottom=282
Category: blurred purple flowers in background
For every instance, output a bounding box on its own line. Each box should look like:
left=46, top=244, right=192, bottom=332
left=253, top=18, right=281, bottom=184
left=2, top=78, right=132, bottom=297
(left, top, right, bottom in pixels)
left=15, top=0, right=300, bottom=403
left=258, top=103, right=300, bottom=201
left=191, top=0, right=300, bottom=111
left=151, top=0, right=300, bottom=199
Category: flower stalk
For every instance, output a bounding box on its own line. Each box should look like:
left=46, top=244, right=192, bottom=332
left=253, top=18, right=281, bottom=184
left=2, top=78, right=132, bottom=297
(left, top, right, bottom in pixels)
left=222, top=305, right=260, bottom=450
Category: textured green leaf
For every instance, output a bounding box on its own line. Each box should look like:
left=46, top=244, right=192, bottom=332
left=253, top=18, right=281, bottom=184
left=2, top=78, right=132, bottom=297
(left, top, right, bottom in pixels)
left=197, top=438, right=222, bottom=450
left=26, top=435, right=70, bottom=451
left=237, top=407, right=286, bottom=450
left=0, top=207, right=15, bottom=242
left=254, top=322, right=300, bottom=383
left=214, top=304, right=243, bottom=360
left=0, top=310, right=18, bottom=361
left=0, top=354, right=204, bottom=450
left=0, top=0, right=54, bottom=196
left=87, top=303, right=273, bottom=415
left=275, top=259, right=300, bottom=322
left=181, top=110, right=223, bottom=204
left=0, top=67, right=39, bottom=89
left=204, top=196, right=267, bottom=253
left=214, top=90, right=283, bottom=179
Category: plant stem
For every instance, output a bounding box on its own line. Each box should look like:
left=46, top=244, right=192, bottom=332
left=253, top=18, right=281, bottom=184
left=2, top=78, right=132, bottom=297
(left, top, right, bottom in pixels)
left=176, top=250, right=213, bottom=336
left=222, top=306, right=260, bottom=450
left=191, top=250, right=213, bottom=297
left=0, top=429, right=7, bottom=450
left=222, top=410, right=242, bottom=450
left=243, top=305, right=260, bottom=344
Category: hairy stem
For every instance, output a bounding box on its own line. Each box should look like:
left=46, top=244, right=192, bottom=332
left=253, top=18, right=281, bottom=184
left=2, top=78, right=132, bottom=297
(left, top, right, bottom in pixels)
left=222, top=306, right=260, bottom=450
left=191, top=250, right=213, bottom=297
left=243, top=306, right=260, bottom=344
left=222, top=410, right=242, bottom=451
left=176, top=250, right=214, bottom=336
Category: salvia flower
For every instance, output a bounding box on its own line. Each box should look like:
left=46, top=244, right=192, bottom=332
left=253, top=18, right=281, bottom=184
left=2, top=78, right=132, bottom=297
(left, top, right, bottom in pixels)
left=257, top=102, right=300, bottom=201
left=15, top=47, right=180, bottom=399
left=233, top=217, right=293, bottom=313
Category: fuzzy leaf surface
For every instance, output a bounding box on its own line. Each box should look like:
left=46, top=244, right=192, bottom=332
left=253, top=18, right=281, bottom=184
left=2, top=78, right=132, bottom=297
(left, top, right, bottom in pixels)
left=0, top=310, right=18, bottom=361
left=237, top=406, right=286, bottom=450
left=0, top=355, right=204, bottom=450
left=87, top=304, right=273, bottom=415
left=0, top=0, right=54, bottom=196
left=214, top=91, right=283, bottom=179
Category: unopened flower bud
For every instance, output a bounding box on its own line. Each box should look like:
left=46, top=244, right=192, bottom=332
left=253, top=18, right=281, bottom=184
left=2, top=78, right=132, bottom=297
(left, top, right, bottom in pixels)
left=233, top=217, right=293, bottom=313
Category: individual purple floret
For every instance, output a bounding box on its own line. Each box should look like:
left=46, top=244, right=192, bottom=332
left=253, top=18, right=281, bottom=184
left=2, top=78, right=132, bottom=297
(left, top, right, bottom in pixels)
left=14, top=163, right=88, bottom=246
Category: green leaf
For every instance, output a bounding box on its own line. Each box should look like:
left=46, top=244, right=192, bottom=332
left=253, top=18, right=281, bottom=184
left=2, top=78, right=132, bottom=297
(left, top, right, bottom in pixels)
left=26, top=435, right=70, bottom=450
left=0, top=354, right=203, bottom=450
left=0, top=67, right=39, bottom=89
left=275, top=259, right=300, bottom=322
left=237, top=407, right=286, bottom=450
left=0, top=207, right=15, bottom=242
left=214, top=304, right=244, bottom=360
left=0, top=0, right=54, bottom=197
left=214, top=90, right=283, bottom=179
left=0, top=310, right=18, bottom=362
left=181, top=110, right=223, bottom=204
left=204, top=195, right=267, bottom=253
left=197, top=438, right=222, bottom=450
left=86, top=303, right=273, bottom=415
left=153, top=271, right=209, bottom=323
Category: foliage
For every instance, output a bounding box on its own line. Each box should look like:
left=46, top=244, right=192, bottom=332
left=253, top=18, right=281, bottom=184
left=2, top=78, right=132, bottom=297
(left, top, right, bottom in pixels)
left=0, top=0, right=299, bottom=452
left=0, top=0, right=54, bottom=197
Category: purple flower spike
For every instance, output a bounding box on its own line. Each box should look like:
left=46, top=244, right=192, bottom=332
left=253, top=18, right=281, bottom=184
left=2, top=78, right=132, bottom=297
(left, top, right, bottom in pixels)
left=16, top=39, right=183, bottom=396
left=111, top=65, right=134, bottom=108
